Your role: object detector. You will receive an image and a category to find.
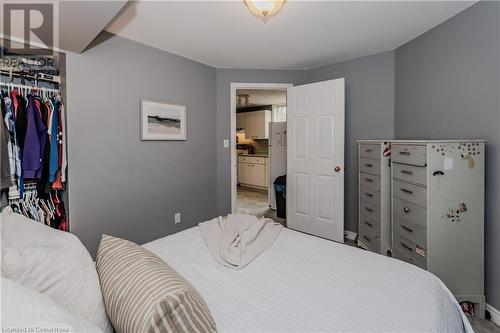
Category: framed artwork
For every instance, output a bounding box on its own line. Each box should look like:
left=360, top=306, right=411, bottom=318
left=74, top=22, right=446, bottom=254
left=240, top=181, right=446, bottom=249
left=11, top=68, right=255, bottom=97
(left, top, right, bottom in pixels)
left=140, top=99, right=186, bottom=140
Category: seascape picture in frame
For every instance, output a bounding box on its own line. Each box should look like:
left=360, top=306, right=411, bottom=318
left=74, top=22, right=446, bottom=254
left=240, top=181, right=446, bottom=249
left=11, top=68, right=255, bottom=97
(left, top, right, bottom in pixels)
left=140, top=99, right=186, bottom=140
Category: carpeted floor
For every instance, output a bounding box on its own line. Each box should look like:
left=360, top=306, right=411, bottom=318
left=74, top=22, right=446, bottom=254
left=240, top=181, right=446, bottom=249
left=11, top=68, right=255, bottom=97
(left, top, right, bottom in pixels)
left=469, top=316, right=500, bottom=333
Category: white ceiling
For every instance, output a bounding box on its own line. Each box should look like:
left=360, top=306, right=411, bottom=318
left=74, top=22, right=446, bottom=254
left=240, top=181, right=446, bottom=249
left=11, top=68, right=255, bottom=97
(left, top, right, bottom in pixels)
left=106, top=1, right=476, bottom=70
left=1, top=1, right=127, bottom=53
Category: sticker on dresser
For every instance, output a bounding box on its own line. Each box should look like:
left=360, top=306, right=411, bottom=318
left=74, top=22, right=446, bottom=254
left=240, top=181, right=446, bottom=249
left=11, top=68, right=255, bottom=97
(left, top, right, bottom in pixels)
left=443, top=202, right=468, bottom=224
left=431, top=142, right=482, bottom=169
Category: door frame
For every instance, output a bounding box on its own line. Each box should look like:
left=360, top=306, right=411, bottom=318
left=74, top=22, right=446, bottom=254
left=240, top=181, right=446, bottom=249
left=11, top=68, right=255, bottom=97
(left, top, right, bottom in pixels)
left=230, top=82, right=293, bottom=213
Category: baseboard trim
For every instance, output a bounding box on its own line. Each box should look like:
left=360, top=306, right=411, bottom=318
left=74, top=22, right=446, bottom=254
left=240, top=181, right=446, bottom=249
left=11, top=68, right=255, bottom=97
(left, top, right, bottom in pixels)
left=344, top=230, right=357, bottom=241
left=486, top=303, right=500, bottom=326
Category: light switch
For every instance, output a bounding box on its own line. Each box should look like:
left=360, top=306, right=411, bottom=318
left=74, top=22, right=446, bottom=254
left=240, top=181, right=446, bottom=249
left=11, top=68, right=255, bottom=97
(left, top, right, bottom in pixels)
left=223, top=139, right=229, bottom=148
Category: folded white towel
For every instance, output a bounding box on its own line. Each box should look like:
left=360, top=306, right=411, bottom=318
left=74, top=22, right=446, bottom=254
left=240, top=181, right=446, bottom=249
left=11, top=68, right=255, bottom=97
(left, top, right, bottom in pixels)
left=199, top=214, right=282, bottom=269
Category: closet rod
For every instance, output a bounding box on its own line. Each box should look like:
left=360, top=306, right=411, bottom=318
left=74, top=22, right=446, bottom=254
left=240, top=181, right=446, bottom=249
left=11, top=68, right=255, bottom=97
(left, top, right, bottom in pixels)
left=0, top=82, right=59, bottom=93
left=0, top=70, right=60, bottom=83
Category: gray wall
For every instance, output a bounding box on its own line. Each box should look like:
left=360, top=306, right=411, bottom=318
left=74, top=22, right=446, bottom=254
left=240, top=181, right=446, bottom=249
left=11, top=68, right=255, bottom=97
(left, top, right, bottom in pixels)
left=215, top=69, right=306, bottom=215
left=215, top=55, right=396, bottom=233
left=66, top=33, right=217, bottom=256
left=303, top=51, right=396, bottom=233
left=395, top=2, right=500, bottom=309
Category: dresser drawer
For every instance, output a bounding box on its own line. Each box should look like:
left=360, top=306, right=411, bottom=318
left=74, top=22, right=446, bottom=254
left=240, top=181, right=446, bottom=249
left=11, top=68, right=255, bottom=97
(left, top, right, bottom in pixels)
left=359, top=227, right=380, bottom=252
left=359, top=158, right=381, bottom=176
left=359, top=144, right=380, bottom=160
left=359, top=173, right=381, bottom=191
left=392, top=145, right=427, bottom=166
left=238, top=156, right=266, bottom=165
left=393, top=180, right=427, bottom=208
left=359, top=213, right=381, bottom=237
left=393, top=214, right=427, bottom=248
left=393, top=233, right=427, bottom=269
left=393, top=163, right=427, bottom=187
left=359, top=186, right=381, bottom=207
left=393, top=249, right=427, bottom=270
left=393, top=197, right=427, bottom=229
left=359, top=200, right=381, bottom=224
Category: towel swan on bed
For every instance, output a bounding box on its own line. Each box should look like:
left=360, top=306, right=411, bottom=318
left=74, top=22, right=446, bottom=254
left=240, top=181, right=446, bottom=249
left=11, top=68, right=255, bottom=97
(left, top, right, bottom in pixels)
left=199, top=214, right=283, bottom=269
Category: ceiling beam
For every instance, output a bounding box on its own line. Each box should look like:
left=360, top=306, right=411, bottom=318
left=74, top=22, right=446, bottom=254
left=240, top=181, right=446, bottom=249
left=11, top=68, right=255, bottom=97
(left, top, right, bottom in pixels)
left=59, top=1, right=128, bottom=53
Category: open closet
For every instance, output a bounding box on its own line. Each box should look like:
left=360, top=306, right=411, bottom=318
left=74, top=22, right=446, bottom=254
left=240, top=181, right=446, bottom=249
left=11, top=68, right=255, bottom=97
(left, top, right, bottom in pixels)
left=1, top=49, right=69, bottom=231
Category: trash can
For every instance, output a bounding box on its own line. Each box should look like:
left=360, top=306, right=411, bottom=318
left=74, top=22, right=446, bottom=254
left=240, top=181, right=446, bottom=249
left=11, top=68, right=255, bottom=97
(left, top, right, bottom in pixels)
left=274, top=175, right=286, bottom=219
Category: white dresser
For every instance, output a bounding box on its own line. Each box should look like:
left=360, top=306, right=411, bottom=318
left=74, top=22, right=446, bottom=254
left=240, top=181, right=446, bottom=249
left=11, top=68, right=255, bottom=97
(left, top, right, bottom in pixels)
left=391, top=140, right=485, bottom=316
left=357, top=140, right=392, bottom=256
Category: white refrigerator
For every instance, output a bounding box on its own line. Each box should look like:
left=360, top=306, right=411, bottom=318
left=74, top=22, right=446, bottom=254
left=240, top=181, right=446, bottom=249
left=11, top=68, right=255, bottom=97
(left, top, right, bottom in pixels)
left=268, top=122, right=287, bottom=210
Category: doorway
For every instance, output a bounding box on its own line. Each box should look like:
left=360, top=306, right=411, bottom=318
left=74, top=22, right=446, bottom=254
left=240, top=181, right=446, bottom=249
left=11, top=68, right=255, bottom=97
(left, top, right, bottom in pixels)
left=230, top=83, right=292, bottom=224
left=230, top=79, right=345, bottom=243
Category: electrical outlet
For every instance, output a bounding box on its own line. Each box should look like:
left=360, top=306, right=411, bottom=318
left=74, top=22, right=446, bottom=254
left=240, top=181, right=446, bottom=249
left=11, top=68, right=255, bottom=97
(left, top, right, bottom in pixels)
left=223, top=139, right=229, bottom=148
left=174, top=212, right=181, bottom=224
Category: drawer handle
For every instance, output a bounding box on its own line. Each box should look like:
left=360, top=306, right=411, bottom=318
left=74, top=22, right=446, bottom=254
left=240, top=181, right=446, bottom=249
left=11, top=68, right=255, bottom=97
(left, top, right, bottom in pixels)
left=364, top=221, right=373, bottom=227
left=401, top=225, right=414, bottom=233
left=399, top=151, right=411, bottom=155
left=364, top=207, right=373, bottom=213
left=365, top=149, right=372, bottom=153
left=403, top=207, right=410, bottom=213
left=401, top=170, right=413, bottom=175
left=363, top=235, right=371, bottom=242
left=365, top=192, right=373, bottom=198
left=365, top=163, right=373, bottom=168
left=400, top=188, right=414, bottom=194
left=364, top=178, right=373, bottom=183
left=400, top=243, right=413, bottom=252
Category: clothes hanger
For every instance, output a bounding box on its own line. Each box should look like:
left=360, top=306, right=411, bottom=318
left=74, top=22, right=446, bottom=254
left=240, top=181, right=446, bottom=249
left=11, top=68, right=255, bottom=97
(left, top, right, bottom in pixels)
left=48, top=193, right=55, bottom=213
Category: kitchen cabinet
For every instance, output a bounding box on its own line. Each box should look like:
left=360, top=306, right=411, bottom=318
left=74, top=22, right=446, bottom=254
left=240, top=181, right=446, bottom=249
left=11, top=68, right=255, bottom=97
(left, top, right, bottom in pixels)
left=238, top=162, right=251, bottom=185
left=236, top=113, right=246, bottom=130
left=237, top=156, right=268, bottom=189
left=238, top=110, right=271, bottom=139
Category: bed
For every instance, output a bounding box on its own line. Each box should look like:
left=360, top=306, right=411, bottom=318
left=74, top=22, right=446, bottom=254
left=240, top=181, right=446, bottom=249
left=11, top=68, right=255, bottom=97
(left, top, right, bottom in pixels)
left=144, top=226, right=472, bottom=333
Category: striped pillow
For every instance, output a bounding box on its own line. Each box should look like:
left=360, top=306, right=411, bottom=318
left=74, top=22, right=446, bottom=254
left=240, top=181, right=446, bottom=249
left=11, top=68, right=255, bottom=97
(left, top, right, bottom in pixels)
left=96, top=235, right=217, bottom=333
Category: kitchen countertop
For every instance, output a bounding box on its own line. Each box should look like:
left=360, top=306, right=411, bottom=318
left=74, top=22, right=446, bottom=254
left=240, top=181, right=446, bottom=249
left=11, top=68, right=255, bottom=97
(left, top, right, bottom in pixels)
left=238, top=154, right=269, bottom=158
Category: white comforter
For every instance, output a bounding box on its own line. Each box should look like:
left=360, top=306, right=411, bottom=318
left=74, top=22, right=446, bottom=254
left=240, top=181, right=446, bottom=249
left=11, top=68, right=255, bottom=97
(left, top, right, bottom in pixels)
left=144, top=226, right=472, bottom=333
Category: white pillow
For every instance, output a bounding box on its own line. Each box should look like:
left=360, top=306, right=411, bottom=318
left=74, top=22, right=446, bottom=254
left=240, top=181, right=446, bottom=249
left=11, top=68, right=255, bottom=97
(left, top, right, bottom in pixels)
left=0, top=208, right=112, bottom=333
left=1, top=277, right=102, bottom=332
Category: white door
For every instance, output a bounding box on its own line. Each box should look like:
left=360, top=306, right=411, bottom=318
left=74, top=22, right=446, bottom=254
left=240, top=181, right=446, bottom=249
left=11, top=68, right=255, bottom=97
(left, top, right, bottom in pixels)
left=287, top=78, right=345, bottom=243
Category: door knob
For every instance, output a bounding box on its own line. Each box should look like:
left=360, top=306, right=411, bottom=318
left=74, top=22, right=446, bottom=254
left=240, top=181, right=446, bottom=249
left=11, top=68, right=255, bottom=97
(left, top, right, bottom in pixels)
left=334, top=166, right=341, bottom=172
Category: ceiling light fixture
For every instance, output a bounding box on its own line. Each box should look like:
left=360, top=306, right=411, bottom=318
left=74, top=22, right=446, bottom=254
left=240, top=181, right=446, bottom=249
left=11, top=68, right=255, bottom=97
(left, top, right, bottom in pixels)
left=243, top=0, right=286, bottom=22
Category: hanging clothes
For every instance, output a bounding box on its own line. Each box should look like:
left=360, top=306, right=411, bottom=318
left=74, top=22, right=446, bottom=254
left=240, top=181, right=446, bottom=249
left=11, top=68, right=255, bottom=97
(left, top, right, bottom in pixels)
left=51, top=192, right=67, bottom=231
left=22, top=95, right=47, bottom=180
left=52, top=100, right=64, bottom=190
left=1, top=80, right=68, bottom=232
left=13, top=91, right=27, bottom=151
left=37, top=100, right=51, bottom=197
left=1, top=91, right=13, bottom=189
left=2, top=91, right=22, bottom=184
left=60, top=104, right=67, bottom=183
left=1, top=112, right=13, bottom=189
left=48, top=97, right=59, bottom=183
left=11, top=91, right=27, bottom=194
